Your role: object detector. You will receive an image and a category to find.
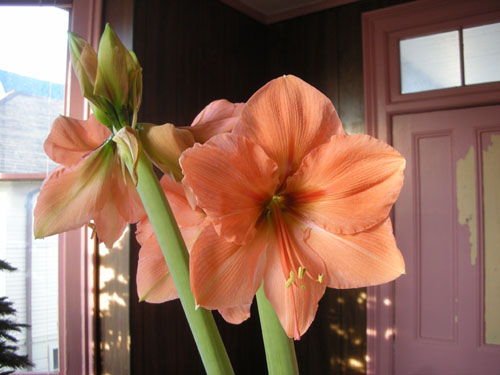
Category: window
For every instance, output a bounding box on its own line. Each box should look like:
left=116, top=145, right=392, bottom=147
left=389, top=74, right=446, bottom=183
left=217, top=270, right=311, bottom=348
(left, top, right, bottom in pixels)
left=399, top=22, right=500, bottom=94
left=0, top=6, right=68, bottom=373
left=463, top=22, right=500, bottom=85
left=0, top=1, right=101, bottom=374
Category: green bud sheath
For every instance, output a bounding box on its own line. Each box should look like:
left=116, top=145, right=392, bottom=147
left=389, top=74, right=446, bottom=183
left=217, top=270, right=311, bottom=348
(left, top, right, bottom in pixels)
left=68, top=31, right=98, bottom=101
left=94, top=24, right=131, bottom=110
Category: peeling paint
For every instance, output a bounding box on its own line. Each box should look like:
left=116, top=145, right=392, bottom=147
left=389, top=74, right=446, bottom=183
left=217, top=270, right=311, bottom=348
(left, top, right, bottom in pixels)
left=456, top=146, right=478, bottom=265
left=483, top=134, right=500, bottom=346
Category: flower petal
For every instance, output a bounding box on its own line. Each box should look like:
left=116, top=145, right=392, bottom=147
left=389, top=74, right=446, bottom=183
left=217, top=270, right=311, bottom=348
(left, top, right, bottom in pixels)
left=180, top=99, right=244, bottom=143
left=300, top=217, right=405, bottom=288
left=137, top=235, right=177, bottom=303
left=181, top=134, right=279, bottom=245
left=234, top=75, right=344, bottom=183
left=190, top=224, right=268, bottom=310
left=44, top=115, right=111, bottom=167
left=285, top=134, right=405, bottom=234
left=263, top=211, right=326, bottom=339
left=135, top=176, right=205, bottom=251
left=135, top=216, right=154, bottom=246
left=160, top=175, right=205, bottom=229
left=94, top=194, right=129, bottom=248
left=34, top=142, right=114, bottom=240
left=112, top=159, right=145, bottom=225
left=218, top=304, right=251, bottom=325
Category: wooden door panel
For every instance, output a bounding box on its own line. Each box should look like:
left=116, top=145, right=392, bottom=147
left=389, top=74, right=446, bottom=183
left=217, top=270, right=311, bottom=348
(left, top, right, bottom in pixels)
left=393, top=106, right=500, bottom=374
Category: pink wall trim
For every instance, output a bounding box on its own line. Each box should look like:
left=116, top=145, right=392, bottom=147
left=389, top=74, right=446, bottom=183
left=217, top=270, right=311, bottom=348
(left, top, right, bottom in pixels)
left=58, top=1, right=102, bottom=374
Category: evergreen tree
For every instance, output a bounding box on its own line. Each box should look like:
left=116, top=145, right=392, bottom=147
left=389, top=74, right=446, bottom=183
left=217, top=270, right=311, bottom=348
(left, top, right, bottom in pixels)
left=0, top=260, right=33, bottom=374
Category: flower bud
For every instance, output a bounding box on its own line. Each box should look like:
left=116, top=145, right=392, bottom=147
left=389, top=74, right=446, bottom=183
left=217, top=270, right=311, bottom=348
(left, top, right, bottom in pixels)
left=127, top=50, right=143, bottom=124
left=94, top=24, right=141, bottom=114
left=113, top=126, right=141, bottom=185
left=139, top=123, right=195, bottom=182
left=68, top=31, right=97, bottom=102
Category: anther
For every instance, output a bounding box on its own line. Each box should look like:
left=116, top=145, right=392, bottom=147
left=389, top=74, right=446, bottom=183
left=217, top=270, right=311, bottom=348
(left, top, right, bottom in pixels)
left=88, top=222, right=96, bottom=240
left=285, top=271, right=295, bottom=288
left=298, top=266, right=306, bottom=279
left=318, top=274, right=324, bottom=283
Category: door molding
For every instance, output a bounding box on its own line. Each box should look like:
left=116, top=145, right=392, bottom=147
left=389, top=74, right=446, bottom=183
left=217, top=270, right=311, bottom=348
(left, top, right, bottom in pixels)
left=362, top=1, right=500, bottom=374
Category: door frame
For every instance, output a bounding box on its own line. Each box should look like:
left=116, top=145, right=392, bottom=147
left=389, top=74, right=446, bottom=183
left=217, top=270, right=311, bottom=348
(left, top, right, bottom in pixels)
left=362, top=1, right=500, bottom=373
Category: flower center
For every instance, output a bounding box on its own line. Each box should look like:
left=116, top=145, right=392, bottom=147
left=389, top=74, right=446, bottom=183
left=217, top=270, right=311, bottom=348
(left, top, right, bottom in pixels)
left=268, top=202, right=323, bottom=290
left=266, top=194, right=286, bottom=212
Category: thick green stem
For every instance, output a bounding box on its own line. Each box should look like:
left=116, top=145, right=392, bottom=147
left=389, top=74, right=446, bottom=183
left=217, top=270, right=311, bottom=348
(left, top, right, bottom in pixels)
left=256, top=286, right=299, bottom=375
left=131, top=151, right=234, bottom=374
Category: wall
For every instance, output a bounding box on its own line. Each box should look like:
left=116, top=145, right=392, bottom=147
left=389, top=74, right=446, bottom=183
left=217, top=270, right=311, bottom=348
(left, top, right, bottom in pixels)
left=130, top=0, right=411, bottom=373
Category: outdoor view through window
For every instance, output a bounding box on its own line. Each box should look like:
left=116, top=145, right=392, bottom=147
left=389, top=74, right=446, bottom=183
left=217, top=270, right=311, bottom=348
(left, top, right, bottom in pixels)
left=0, top=6, right=69, bottom=373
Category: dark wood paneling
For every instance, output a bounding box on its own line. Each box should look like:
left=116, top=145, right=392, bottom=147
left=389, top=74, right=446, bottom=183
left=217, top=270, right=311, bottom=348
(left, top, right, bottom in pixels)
left=130, top=0, right=413, bottom=374
left=132, top=1, right=268, bottom=374
left=134, top=0, right=267, bottom=126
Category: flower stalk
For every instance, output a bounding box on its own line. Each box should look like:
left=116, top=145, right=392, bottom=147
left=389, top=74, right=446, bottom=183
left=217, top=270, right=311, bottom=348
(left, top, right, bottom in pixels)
left=126, top=149, right=234, bottom=375
left=256, top=286, right=299, bottom=375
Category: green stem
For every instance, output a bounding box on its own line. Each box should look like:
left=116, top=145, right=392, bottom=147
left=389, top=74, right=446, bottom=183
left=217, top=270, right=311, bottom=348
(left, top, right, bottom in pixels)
left=256, top=286, right=299, bottom=375
left=132, top=150, right=234, bottom=375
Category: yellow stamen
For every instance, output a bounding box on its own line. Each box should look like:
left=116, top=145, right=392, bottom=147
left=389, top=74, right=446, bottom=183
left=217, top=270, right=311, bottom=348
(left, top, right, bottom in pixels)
left=318, top=274, right=324, bottom=283
left=298, top=266, right=306, bottom=279
left=285, top=271, right=295, bottom=288
left=267, top=194, right=286, bottom=211
left=300, top=284, right=306, bottom=290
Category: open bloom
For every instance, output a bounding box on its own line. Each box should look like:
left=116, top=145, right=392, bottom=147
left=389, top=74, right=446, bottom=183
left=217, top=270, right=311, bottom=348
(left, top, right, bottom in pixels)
left=34, top=115, right=144, bottom=248
left=180, top=75, right=405, bottom=339
left=136, top=175, right=251, bottom=324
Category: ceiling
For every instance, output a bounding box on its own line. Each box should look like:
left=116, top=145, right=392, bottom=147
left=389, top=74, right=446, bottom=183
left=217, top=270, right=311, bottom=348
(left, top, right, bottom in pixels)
left=219, top=0, right=359, bottom=24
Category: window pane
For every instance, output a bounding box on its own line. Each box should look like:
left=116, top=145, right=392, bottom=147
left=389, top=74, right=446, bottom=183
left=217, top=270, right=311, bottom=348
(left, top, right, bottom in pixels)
left=0, top=180, right=58, bottom=372
left=0, top=5, right=69, bottom=373
left=464, top=22, right=500, bottom=85
left=400, top=31, right=461, bottom=94
left=0, top=6, right=68, bottom=174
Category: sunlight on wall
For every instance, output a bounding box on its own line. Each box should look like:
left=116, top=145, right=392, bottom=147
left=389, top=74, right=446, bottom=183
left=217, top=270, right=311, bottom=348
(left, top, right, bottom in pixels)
left=327, top=289, right=369, bottom=374
left=98, top=227, right=131, bottom=375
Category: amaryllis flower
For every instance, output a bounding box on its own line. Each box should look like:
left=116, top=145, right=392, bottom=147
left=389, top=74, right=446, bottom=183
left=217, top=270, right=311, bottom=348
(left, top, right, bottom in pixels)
left=180, top=99, right=244, bottom=143
left=136, top=175, right=251, bottom=324
left=180, top=75, right=405, bottom=339
left=34, top=115, right=145, bottom=248
left=139, top=99, right=243, bottom=181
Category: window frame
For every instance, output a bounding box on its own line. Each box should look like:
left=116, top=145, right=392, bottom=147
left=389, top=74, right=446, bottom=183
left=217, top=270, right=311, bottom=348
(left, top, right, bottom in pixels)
left=0, top=1, right=103, bottom=374
left=387, top=10, right=500, bottom=106
left=59, top=1, right=102, bottom=374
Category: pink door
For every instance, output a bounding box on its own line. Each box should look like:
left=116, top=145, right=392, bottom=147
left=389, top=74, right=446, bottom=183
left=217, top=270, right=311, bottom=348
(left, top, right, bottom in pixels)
left=393, top=105, right=500, bottom=374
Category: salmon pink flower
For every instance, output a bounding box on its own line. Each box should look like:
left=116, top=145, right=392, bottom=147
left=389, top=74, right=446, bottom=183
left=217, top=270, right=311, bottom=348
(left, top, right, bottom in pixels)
left=34, top=115, right=145, bottom=248
left=180, top=75, right=406, bottom=339
left=136, top=175, right=251, bottom=324
left=139, top=99, right=243, bottom=181
left=180, top=99, right=244, bottom=143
